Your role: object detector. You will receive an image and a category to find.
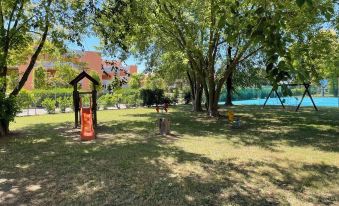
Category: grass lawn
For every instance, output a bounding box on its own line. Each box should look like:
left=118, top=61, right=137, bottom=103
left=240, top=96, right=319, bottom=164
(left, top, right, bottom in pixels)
left=1, top=105, right=338, bottom=205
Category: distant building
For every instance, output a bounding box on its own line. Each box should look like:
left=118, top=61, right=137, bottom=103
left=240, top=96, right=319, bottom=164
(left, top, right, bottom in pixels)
left=11, top=51, right=138, bottom=91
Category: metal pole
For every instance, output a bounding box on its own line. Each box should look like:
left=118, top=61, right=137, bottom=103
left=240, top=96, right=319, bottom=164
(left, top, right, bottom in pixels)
left=337, top=77, right=339, bottom=108
left=305, top=84, right=318, bottom=111
left=296, top=87, right=307, bottom=112
left=263, top=88, right=274, bottom=108
left=275, top=90, right=285, bottom=109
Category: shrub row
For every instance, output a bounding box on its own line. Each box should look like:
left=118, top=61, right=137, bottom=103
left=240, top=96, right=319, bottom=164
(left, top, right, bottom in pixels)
left=98, top=88, right=142, bottom=109
left=31, top=88, right=73, bottom=106
left=17, top=89, right=73, bottom=114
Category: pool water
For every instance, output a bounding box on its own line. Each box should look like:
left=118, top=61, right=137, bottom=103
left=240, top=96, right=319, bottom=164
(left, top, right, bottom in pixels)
left=220, top=97, right=339, bottom=107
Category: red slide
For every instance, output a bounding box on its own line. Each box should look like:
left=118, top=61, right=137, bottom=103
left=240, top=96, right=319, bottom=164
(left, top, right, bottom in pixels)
left=80, top=107, right=95, bottom=141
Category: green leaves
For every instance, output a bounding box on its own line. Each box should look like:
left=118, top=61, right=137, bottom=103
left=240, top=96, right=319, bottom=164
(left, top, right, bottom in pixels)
left=296, top=0, right=313, bottom=7
left=296, top=0, right=306, bottom=7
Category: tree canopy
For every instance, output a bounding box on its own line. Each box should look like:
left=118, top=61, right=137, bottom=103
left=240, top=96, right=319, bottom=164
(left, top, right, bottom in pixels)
left=95, top=0, right=336, bottom=116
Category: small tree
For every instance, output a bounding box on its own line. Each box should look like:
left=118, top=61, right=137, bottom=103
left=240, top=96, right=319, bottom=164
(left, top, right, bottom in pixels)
left=42, top=98, right=56, bottom=114
left=128, top=74, right=142, bottom=89
left=90, top=71, right=102, bottom=91
left=17, top=90, right=33, bottom=115
left=108, top=76, right=122, bottom=94
left=140, top=89, right=164, bottom=106
left=34, top=66, right=47, bottom=89
left=51, top=63, right=80, bottom=88
left=0, top=94, right=20, bottom=136
left=57, top=96, right=71, bottom=113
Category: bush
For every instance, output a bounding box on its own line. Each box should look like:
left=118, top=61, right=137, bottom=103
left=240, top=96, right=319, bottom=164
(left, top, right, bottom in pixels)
left=98, top=94, right=111, bottom=109
left=34, top=66, right=47, bottom=89
left=140, top=89, right=164, bottom=106
left=32, top=88, right=73, bottom=106
left=57, top=96, right=72, bottom=112
left=0, top=94, right=20, bottom=131
left=98, top=88, right=142, bottom=109
left=17, top=90, right=33, bottom=110
left=42, top=98, right=56, bottom=114
left=117, top=88, right=141, bottom=107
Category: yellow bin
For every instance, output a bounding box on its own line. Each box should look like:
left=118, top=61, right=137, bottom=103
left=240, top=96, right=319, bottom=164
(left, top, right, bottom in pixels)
left=227, top=111, right=234, bottom=122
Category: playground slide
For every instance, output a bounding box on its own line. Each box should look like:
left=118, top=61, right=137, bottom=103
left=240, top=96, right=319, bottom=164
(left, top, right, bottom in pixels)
left=80, top=107, right=95, bottom=141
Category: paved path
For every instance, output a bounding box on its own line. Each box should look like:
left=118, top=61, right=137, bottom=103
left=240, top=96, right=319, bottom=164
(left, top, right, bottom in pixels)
left=16, top=105, right=129, bottom=117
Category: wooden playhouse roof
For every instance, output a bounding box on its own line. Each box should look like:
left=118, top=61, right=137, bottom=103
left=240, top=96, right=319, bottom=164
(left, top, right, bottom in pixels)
left=69, top=71, right=99, bottom=86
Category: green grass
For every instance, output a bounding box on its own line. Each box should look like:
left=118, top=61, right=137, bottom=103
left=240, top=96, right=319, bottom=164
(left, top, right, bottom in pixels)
left=1, top=105, right=338, bottom=205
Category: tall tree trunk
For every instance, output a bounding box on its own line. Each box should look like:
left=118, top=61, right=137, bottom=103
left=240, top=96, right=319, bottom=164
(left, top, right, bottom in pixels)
left=207, top=84, right=219, bottom=116
left=187, top=69, right=203, bottom=112
left=0, top=119, right=9, bottom=137
left=225, top=71, right=233, bottom=106
left=192, top=83, right=203, bottom=112
left=0, top=31, right=10, bottom=137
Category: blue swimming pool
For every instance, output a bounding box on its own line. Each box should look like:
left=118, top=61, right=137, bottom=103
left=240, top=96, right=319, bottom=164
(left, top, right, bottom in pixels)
left=220, top=97, right=339, bottom=107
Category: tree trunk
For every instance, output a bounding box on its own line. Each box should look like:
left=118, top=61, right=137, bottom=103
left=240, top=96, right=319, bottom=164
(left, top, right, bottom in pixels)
left=187, top=70, right=203, bottom=112
left=0, top=119, right=9, bottom=137
left=225, top=71, right=233, bottom=106
left=208, top=95, right=219, bottom=116
left=207, top=85, right=219, bottom=117
left=192, top=84, right=203, bottom=112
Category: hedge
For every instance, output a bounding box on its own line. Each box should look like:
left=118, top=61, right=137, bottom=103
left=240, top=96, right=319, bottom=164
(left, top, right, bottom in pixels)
left=32, top=88, right=73, bottom=106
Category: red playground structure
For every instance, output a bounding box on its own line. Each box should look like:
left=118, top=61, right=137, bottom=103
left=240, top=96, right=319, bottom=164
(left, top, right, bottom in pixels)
left=80, top=99, right=95, bottom=140
left=69, top=71, right=98, bottom=141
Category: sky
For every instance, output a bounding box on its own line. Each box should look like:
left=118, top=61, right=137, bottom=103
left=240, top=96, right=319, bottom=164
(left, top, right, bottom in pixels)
left=67, top=35, right=146, bottom=72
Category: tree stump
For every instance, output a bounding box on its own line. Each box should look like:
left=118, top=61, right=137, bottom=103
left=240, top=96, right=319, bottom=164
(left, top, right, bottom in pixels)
left=158, top=118, right=170, bottom=135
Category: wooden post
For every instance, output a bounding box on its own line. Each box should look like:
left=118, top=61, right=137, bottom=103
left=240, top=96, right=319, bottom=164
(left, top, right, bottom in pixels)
left=73, top=84, right=79, bottom=128
left=92, top=86, right=97, bottom=127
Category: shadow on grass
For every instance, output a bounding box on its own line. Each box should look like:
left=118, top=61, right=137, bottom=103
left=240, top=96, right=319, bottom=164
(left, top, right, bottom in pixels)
left=1, top=109, right=338, bottom=205
left=123, top=105, right=339, bottom=152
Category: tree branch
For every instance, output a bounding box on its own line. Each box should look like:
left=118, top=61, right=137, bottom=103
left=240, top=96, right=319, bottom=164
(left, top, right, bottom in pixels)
left=11, top=0, right=24, bottom=31
left=10, top=0, right=52, bottom=96
left=238, top=46, right=263, bottom=63
left=6, top=0, right=20, bottom=35
left=0, top=0, right=4, bottom=32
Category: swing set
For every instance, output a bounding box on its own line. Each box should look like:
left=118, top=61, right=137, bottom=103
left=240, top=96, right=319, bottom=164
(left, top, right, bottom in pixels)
left=262, top=83, right=318, bottom=112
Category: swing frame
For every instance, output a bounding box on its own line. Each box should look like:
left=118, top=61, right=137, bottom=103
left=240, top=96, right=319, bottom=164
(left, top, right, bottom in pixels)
left=262, top=83, right=318, bottom=112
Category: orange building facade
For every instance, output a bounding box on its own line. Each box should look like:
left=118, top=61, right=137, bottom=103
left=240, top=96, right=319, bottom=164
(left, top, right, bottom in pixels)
left=16, top=51, right=138, bottom=91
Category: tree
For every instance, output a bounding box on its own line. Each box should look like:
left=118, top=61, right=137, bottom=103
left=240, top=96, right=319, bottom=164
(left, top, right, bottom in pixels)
left=143, top=74, right=167, bottom=90
left=34, top=66, right=47, bottom=89
left=290, top=30, right=338, bottom=83
left=224, top=57, right=268, bottom=106
left=51, top=63, right=80, bottom=88
left=108, top=76, right=122, bottom=94
left=89, top=70, right=102, bottom=91
left=17, top=89, right=33, bottom=114
left=0, top=0, right=91, bottom=136
left=96, top=0, right=335, bottom=116
left=128, top=73, right=142, bottom=89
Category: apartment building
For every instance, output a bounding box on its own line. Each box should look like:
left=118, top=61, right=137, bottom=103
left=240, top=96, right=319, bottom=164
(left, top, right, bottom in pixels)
left=13, top=51, right=138, bottom=91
